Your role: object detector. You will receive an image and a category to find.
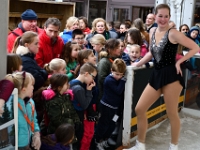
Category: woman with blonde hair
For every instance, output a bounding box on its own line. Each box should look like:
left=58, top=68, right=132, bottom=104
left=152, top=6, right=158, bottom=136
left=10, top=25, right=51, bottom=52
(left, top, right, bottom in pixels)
left=90, top=34, right=106, bottom=62
left=60, top=16, right=79, bottom=44
left=86, top=18, right=118, bottom=48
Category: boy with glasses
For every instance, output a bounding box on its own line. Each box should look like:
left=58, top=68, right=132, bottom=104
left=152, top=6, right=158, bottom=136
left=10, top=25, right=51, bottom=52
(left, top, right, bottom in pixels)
left=72, top=29, right=87, bottom=49
left=69, top=63, right=97, bottom=150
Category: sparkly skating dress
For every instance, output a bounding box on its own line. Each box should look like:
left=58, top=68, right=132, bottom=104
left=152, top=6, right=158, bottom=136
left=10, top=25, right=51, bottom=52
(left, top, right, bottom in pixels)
left=149, top=28, right=185, bottom=90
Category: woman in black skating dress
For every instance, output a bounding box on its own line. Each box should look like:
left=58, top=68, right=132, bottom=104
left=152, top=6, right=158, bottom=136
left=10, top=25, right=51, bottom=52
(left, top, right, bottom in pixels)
left=124, top=4, right=199, bottom=150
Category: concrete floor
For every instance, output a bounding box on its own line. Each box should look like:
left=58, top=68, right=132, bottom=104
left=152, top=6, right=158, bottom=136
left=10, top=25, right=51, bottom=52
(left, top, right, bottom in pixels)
left=121, top=108, right=200, bottom=150
left=185, top=102, right=200, bottom=110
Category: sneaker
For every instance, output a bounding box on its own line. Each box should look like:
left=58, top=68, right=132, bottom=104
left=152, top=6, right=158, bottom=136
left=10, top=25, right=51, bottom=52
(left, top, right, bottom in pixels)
left=96, top=140, right=110, bottom=150
left=169, top=143, right=178, bottom=150
left=123, top=140, right=146, bottom=150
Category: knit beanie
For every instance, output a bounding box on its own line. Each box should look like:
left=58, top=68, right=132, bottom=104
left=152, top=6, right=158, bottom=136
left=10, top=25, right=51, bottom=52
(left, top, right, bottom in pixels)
left=188, top=26, right=200, bottom=37
left=21, top=9, right=38, bottom=20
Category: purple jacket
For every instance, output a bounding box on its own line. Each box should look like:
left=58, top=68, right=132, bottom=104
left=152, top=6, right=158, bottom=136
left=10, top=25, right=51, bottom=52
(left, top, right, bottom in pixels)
left=41, top=134, right=70, bottom=150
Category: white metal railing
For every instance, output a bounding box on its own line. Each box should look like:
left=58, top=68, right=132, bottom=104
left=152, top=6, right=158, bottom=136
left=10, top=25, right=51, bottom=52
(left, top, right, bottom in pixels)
left=0, top=88, right=18, bottom=150
left=122, top=62, right=154, bottom=146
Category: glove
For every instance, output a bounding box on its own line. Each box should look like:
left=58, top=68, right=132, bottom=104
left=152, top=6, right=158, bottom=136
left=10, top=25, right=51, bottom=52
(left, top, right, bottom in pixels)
left=87, top=106, right=98, bottom=122
left=0, top=99, right=5, bottom=117
left=31, top=132, right=41, bottom=150
left=0, top=79, right=14, bottom=102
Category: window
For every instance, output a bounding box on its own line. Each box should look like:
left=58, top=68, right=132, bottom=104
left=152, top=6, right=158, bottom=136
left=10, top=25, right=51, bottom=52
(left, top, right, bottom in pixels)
left=88, top=1, right=107, bottom=27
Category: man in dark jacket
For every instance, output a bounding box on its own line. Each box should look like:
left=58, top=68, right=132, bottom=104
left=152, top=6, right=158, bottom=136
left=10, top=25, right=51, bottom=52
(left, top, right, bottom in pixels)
left=145, top=13, right=157, bottom=33
left=7, top=9, right=43, bottom=53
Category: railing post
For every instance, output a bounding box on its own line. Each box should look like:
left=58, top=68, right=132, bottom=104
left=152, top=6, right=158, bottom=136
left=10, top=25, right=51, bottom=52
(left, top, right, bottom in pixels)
left=0, top=0, right=9, bottom=79
left=122, top=66, right=134, bottom=146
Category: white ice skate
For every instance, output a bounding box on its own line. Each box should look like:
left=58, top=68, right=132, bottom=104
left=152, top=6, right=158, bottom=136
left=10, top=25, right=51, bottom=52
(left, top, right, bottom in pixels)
left=96, top=140, right=110, bottom=150
left=169, top=143, right=178, bottom=150
left=123, top=140, right=146, bottom=150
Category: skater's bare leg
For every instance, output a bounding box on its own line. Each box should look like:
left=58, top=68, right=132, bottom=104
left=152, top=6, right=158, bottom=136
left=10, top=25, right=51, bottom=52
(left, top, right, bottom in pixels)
left=162, top=81, right=182, bottom=145
left=135, top=84, right=161, bottom=143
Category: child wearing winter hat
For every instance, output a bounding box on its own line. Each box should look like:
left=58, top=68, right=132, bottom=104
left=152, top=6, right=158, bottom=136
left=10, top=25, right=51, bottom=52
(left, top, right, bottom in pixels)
left=187, top=26, right=200, bottom=46
left=186, top=26, right=200, bottom=70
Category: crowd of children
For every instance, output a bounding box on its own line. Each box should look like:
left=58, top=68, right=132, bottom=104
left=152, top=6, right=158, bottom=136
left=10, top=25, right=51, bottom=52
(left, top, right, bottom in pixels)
left=0, top=7, right=200, bottom=150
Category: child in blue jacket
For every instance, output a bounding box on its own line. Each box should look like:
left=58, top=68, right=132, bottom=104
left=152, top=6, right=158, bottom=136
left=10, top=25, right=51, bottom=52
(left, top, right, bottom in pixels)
left=5, top=71, right=41, bottom=150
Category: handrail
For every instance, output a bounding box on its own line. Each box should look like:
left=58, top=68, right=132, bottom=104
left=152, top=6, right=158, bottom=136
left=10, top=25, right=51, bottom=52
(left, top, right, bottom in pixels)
left=0, top=88, right=18, bottom=149
left=126, top=62, right=154, bottom=71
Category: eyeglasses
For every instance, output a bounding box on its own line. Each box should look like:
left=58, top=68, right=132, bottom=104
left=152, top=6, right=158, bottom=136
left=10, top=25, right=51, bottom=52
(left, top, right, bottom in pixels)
left=75, top=37, right=84, bottom=41
left=89, top=73, right=96, bottom=79
left=71, top=41, right=78, bottom=44
left=21, top=71, right=26, bottom=89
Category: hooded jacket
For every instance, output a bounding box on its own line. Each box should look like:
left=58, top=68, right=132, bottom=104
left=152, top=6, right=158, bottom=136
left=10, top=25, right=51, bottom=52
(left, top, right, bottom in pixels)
left=60, top=30, right=73, bottom=44
left=97, top=53, right=114, bottom=101
left=16, top=46, right=48, bottom=92
left=7, top=22, right=43, bottom=53
left=41, top=134, right=70, bottom=150
left=41, top=89, right=80, bottom=134
left=18, top=98, right=40, bottom=147
left=35, top=31, right=64, bottom=67
left=187, top=26, right=200, bottom=46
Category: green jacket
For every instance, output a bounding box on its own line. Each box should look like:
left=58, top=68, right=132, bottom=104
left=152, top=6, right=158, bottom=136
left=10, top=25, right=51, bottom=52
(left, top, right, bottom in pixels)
left=66, top=60, right=78, bottom=81
left=41, top=89, right=80, bottom=134
left=97, top=57, right=112, bottom=101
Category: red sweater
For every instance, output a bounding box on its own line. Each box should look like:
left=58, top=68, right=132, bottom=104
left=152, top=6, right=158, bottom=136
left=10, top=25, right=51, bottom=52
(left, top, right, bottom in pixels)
left=35, top=31, right=64, bottom=67
left=82, top=27, right=91, bottom=35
